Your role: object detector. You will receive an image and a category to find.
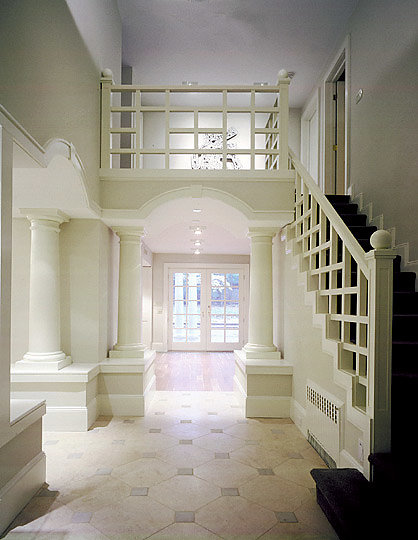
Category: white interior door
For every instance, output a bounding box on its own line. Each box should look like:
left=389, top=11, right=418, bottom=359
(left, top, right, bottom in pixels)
left=168, top=267, right=245, bottom=351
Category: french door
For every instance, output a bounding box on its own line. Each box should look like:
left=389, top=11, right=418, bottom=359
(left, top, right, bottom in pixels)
left=168, top=267, right=246, bottom=351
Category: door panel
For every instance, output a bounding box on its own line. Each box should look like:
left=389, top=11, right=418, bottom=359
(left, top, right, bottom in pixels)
left=169, top=268, right=245, bottom=351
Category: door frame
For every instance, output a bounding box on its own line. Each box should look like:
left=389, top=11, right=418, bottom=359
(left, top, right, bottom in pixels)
left=321, top=36, right=351, bottom=195
left=163, top=262, right=249, bottom=351
left=301, top=89, right=320, bottom=186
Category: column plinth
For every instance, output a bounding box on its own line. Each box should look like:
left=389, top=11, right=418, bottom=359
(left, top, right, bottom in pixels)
left=110, top=227, right=146, bottom=359
left=15, top=209, right=71, bottom=372
left=242, top=227, right=280, bottom=360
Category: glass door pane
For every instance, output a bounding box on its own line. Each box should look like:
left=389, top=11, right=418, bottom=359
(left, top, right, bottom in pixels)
left=208, top=271, right=241, bottom=350
left=171, top=271, right=204, bottom=349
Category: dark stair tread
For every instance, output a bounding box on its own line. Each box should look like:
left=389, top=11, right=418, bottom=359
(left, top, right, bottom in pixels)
left=311, top=468, right=374, bottom=539
left=339, top=213, right=367, bottom=226
left=326, top=194, right=351, bottom=204
left=393, top=291, right=418, bottom=314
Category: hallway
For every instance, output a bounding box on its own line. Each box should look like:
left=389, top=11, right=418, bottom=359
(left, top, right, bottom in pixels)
left=155, top=352, right=235, bottom=392
left=3, top=392, right=336, bottom=539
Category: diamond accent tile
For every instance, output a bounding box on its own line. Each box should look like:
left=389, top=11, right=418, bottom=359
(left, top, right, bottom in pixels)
left=257, top=468, right=275, bottom=476
left=175, top=511, right=195, bottom=523
left=276, top=511, right=298, bottom=523
left=215, top=452, right=230, bottom=459
left=221, top=488, right=239, bottom=496
left=131, top=487, right=149, bottom=496
left=72, top=512, right=92, bottom=523
left=177, top=468, right=193, bottom=475
left=95, top=468, right=112, bottom=475
left=179, top=439, right=193, bottom=445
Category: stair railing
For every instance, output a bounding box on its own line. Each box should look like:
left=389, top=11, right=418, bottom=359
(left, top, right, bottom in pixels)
left=287, top=148, right=396, bottom=465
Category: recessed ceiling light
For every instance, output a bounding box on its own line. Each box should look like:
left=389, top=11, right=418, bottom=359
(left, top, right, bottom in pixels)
left=182, top=81, right=198, bottom=86
left=254, top=82, right=269, bottom=86
left=194, top=249, right=201, bottom=255
left=193, top=209, right=202, bottom=213
left=194, top=228, right=202, bottom=235
left=194, top=240, right=201, bottom=247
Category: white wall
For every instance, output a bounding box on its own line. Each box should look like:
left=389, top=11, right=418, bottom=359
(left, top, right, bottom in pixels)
left=0, top=0, right=122, bottom=205
left=301, top=0, right=418, bottom=264
left=11, top=219, right=118, bottom=364
left=66, top=0, right=122, bottom=83
left=152, top=253, right=250, bottom=348
left=279, top=235, right=363, bottom=466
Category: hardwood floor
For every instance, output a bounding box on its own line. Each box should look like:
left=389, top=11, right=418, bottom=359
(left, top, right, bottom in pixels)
left=155, top=351, right=235, bottom=391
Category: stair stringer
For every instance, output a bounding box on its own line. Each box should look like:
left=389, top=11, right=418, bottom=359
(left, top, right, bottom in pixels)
left=349, top=186, right=418, bottom=281
left=284, top=227, right=369, bottom=469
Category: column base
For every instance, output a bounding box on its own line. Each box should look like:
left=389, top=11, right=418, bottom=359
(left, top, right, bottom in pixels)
left=242, top=344, right=281, bottom=360
left=109, top=344, right=147, bottom=359
left=15, top=353, right=72, bottom=372
left=234, top=349, right=292, bottom=417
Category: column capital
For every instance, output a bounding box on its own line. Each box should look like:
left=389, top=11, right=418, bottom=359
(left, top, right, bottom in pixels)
left=113, top=226, right=145, bottom=242
left=20, top=208, right=69, bottom=226
left=247, top=227, right=279, bottom=239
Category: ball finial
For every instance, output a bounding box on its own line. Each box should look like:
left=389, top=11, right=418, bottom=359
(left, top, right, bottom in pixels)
left=102, top=68, right=113, bottom=79
left=370, top=230, right=392, bottom=250
left=278, top=69, right=289, bottom=79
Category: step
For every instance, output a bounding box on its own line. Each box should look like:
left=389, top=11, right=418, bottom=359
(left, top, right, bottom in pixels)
left=330, top=202, right=358, bottom=215
left=339, top=213, right=367, bottom=227
left=326, top=194, right=351, bottom=204
left=392, top=314, right=418, bottom=341
left=392, top=342, right=418, bottom=372
left=393, top=272, right=416, bottom=292
left=310, top=468, right=374, bottom=540
left=357, top=238, right=372, bottom=252
left=393, top=291, right=418, bottom=314
left=348, top=225, right=377, bottom=240
left=393, top=255, right=402, bottom=273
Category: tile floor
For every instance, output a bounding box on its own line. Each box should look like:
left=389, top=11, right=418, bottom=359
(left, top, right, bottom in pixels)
left=3, top=391, right=338, bottom=539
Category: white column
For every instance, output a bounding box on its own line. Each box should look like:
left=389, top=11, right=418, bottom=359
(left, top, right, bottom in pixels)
left=243, top=227, right=280, bottom=359
left=18, top=209, right=70, bottom=371
left=110, top=227, right=146, bottom=358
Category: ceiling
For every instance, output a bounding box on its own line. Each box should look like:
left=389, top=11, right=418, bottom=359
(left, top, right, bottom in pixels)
left=116, top=0, right=358, bottom=108
left=144, top=197, right=250, bottom=254
left=116, top=0, right=359, bottom=256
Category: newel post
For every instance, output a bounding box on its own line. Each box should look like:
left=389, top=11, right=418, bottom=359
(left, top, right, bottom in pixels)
left=366, top=230, right=396, bottom=455
left=278, top=69, right=291, bottom=171
left=101, top=68, right=114, bottom=169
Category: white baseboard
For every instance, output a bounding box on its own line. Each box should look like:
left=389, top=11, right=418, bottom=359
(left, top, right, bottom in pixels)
left=43, top=398, right=97, bottom=431
left=290, top=398, right=307, bottom=436
left=246, top=396, right=291, bottom=418
left=339, top=449, right=364, bottom=474
left=151, top=342, right=166, bottom=352
left=97, top=394, right=145, bottom=416
left=0, top=452, right=46, bottom=535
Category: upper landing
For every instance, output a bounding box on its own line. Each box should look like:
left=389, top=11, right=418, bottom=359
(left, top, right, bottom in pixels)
left=99, top=69, right=295, bottom=220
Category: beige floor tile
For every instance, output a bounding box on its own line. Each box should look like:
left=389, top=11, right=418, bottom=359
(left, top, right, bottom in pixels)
left=162, top=422, right=212, bottom=439
left=239, top=475, right=310, bottom=512
left=273, top=458, right=326, bottom=489
left=148, top=475, right=220, bottom=511
left=111, top=457, right=177, bottom=487
left=147, top=522, right=222, bottom=539
left=90, top=497, right=174, bottom=539
left=193, top=432, right=246, bottom=453
left=35, top=522, right=110, bottom=539
left=196, top=496, right=277, bottom=540
left=230, top=444, right=289, bottom=469
left=259, top=521, right=336, bottom=539
left=58, top=476, right=131, bottom=513
left=224, top=422, right=275, bottom=441
left=294, top=498, right=339, bottom=538
left=195, top=458, right=258, bottom=487
left=157, top=443, right=214, bottom=469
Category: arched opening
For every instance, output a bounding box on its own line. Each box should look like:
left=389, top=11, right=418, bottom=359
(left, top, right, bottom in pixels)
left=143, top=194, right=251, bottom=392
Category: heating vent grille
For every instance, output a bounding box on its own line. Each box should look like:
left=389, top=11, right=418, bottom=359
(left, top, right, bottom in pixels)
left=307, top=386, right=339, bottom=424
left=306, top=380, right=343, bottom=466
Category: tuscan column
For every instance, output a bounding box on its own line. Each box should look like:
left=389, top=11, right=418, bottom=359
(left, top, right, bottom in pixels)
left=110, top=227, right=146, bottom=358
left=18, top=209, right=70, bottom=371
left=243, top=227, right=280, bottom=359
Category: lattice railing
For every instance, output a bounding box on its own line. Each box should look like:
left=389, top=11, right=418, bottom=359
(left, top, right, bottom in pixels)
left=287, top=149, right=395, bottom=457
left=100, top=70, right=290, bottom=171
